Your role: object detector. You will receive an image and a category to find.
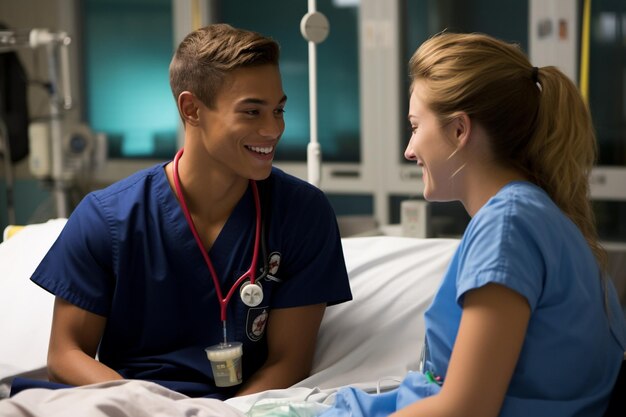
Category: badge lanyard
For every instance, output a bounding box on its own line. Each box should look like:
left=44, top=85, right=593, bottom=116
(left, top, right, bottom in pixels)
left=172, top=148, right=263, bottom=343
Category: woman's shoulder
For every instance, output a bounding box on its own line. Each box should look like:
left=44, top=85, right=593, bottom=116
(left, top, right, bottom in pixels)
left=494, top=180, right=551, bottom=206
left=480, top=181, right=560, bottom=221
left=468, top=180, right=576, bottom=248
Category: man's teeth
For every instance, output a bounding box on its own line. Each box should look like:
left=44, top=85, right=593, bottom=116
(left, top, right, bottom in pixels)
left=247, top=146, right=273, bottom=154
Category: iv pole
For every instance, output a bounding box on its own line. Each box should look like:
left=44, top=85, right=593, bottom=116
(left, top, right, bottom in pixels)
left=0, top=28, right=73, bottom=219
left=301, top=0, right=329, bottom=188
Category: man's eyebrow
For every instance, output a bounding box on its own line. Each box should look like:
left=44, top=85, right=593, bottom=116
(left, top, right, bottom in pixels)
left=237, top=95, right=288, bottom=106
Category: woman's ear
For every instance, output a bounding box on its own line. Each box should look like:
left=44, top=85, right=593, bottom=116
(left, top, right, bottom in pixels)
left=451, top=112, right=471, bottom=149
left=177, top=91, right=200, bottom=126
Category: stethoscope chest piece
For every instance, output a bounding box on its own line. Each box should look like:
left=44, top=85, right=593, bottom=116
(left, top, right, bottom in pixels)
left=240, top=281, right=264, bottom=307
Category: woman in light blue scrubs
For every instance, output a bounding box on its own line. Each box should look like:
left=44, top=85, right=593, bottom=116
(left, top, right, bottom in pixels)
left=322, top=32, right=626, bottom=417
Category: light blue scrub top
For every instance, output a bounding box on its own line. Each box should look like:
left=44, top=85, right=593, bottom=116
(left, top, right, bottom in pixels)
left=424, top=181, right=626, bottom=417
left=321, top=181, right=626, bottom=417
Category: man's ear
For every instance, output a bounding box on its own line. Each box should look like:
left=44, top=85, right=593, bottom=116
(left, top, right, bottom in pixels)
left=177, top=91, right=200, bottom=126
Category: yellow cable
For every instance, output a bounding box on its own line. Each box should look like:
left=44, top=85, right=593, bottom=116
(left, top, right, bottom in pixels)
left=3, top=225, right=24, bottom=241
left=192, top=0, right=202, bottom=31
left=580, top=0, right=591, bottom=104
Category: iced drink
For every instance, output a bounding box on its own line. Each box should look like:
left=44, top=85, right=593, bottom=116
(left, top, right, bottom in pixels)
left=205, top=342, right=243, bottom=387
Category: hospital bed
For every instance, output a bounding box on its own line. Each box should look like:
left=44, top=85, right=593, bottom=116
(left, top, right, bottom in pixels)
left=1, top=220, right=624, bottom=417
left=0, top=218, right=459, bottom=415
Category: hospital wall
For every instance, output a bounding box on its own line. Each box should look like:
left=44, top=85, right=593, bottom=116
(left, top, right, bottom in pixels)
left=1, top=0, right=625, bottom=246
left=0, top=0, right=510, bottom=229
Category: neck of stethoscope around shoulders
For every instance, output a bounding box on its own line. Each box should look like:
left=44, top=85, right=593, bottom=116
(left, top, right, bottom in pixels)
left=172, top=148, right=266, bottom=322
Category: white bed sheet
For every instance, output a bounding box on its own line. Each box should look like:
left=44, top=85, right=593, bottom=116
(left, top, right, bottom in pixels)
left=0, top=219, right=67, bottom=393
left=0, top=219, right=459, bottom=414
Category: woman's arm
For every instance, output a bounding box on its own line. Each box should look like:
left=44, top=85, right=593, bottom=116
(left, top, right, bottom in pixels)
left=235, top=303, right=326, bottom=396
left=392, top=283, right=531, bottom=417
left=47, top=297, right=123, bottom=384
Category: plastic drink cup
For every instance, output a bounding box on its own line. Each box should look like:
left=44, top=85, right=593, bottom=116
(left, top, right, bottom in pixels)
left=205, top=342, right=243, bottom=387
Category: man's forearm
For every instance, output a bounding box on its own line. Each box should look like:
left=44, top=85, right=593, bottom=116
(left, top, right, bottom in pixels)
left=48, top=350, right=124, bottom=386
left=235, top=359, right=310, bottom=397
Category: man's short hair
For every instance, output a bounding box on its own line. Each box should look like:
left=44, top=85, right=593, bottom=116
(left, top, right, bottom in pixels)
left=169, top=23, right=280, bottom=109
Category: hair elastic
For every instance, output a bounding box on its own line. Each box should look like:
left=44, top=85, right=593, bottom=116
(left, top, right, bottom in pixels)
left=531, top=66, right=539, bottom=84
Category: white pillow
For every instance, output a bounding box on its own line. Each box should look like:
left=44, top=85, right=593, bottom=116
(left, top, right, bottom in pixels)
left=294, top=236, right=459, bottom=390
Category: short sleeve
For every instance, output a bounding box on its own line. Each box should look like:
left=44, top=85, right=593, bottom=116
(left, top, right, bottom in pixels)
left=30, top=193, right=115, bottom=316
left=455, top=196, right=546, bottom=312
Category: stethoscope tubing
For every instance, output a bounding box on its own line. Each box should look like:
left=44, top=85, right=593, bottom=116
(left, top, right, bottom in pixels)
left=172, top=148, right=262, bottom=321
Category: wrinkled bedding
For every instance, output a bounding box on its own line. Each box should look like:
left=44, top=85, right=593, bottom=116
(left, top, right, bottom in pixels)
left=0, top=219, right=459, bottom=416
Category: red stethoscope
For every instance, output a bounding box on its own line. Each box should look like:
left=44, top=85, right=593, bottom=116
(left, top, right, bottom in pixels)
left=172, top=148, right=264, bottom=342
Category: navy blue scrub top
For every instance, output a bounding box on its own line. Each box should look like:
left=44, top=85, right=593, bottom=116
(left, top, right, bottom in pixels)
left=30, top=164, right=352, bottom=398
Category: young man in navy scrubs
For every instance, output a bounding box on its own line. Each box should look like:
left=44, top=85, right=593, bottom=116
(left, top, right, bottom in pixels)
left=24, top=24, right=352, bottom=399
